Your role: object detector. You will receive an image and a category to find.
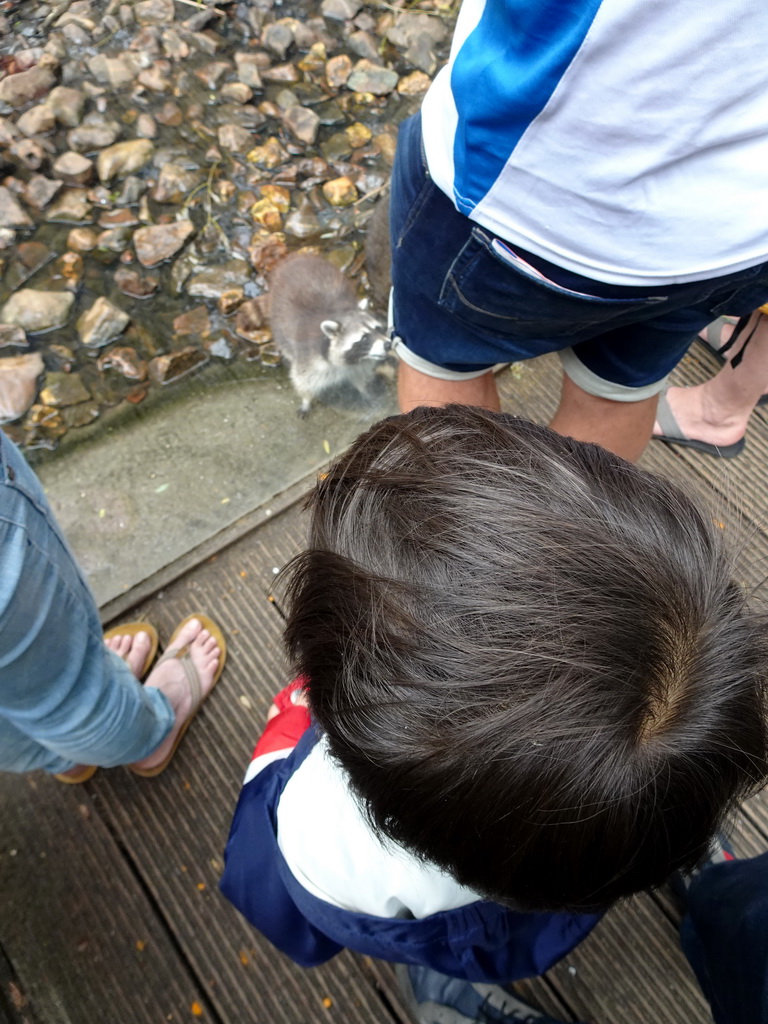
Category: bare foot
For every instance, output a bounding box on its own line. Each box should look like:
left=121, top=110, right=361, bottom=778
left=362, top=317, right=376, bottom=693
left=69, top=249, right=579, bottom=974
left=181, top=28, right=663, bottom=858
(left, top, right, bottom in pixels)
left=130, top=618, right=221, bottom=773
left=105, top=630, right=152, bottom=678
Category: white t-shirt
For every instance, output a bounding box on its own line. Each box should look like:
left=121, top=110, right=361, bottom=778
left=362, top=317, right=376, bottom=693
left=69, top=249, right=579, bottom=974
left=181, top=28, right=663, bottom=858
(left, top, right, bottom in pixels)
left=421, top=0, right=768, bottom=285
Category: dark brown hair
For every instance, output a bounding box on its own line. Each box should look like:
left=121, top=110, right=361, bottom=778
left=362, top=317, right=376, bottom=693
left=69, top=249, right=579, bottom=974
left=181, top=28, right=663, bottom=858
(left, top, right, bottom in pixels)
left=283, top=405, right=768, bottom=912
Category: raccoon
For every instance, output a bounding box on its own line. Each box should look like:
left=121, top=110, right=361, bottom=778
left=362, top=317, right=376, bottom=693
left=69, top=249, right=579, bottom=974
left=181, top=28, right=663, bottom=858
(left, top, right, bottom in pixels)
left=268, top=252, right=391, bottom=416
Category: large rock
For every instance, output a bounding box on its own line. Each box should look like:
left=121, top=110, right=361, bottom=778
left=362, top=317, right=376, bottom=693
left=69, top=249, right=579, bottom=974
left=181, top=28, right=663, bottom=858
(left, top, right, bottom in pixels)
left=0, top=290, right=74, bottom=332
left=16, top=104, right=56, bottom=137
left=186, top=259, right=251, bottom=299
left=97, top=139, right=154, bottom=182
left=151, top=162, right=203, bottom=203
left=47, top=86, right=86, bottom=128
left=0, top=186, right=33, bottom=230
left=76, top=296, right=130, bottom=348
left=0, top=353, right=44, bottom=423
left=0, top=65, right=56, bottom=108
left=133, top=220, right=195, bottom=267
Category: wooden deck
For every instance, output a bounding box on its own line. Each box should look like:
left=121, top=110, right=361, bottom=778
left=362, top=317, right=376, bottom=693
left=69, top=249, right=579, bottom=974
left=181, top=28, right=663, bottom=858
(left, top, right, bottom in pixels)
left=2, top=341, right=767, bottom=1024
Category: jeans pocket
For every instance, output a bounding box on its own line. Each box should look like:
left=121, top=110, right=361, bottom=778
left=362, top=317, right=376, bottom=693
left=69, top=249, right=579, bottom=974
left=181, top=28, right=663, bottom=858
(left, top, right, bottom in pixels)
left=438, top=228, right=666, bottom=339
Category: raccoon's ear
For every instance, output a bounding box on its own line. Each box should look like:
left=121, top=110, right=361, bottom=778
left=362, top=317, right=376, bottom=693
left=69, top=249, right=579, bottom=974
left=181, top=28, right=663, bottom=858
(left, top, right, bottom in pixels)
left=357, top=297, right=369, bottom=311
left=320, top=319, right=341, bottom=340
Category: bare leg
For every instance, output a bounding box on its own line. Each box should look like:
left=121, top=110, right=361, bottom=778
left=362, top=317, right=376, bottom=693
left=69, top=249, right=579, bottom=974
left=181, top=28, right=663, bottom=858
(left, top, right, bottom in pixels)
left=654, top=311, right=768, bottom=447
left=550, top=374, right=658, bottom=463
left=398, top=361, right=500, bottom=413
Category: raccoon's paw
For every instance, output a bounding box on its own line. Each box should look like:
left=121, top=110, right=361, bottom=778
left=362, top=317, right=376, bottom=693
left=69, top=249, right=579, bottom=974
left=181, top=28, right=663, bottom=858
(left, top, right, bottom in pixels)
left=297, top=398, right=312, bottom=418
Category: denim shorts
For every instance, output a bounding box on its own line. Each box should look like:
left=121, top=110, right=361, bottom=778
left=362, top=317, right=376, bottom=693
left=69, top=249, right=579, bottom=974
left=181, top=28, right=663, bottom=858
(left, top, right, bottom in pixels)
left=390, top=114, right=768, bottom=400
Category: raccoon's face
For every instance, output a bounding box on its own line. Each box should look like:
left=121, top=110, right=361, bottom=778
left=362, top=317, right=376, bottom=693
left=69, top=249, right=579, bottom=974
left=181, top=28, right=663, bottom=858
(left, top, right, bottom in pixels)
left=320, top=311, right=391, bottom=366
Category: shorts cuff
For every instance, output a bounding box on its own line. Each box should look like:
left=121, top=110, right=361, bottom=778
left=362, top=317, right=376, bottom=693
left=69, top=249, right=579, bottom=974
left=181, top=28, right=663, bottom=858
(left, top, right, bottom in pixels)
left=391, top=337, right=493, bottom=381
left=559, top=348, right=669, bottom=402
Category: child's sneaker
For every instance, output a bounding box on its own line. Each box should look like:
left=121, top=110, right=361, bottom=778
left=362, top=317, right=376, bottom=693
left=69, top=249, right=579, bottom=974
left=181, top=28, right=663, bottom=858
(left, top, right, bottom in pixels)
left=394, top=964, right=575, bottom=1024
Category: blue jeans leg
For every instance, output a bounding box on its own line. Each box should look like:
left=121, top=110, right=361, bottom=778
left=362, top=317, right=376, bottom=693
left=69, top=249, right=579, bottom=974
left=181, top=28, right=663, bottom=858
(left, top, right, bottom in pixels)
left=681, top=851, right=768, bottom=1024
left=0, top=432, right=174, bottom=774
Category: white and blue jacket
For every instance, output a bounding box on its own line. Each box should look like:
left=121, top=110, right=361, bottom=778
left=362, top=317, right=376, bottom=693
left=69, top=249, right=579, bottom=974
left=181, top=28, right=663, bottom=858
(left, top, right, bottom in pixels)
left=421, top=0, right=768, bottom=285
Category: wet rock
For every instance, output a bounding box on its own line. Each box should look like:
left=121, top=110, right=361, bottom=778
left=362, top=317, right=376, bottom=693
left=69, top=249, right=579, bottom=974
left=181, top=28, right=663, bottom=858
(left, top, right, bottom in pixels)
left=135, top=0, right=174, bottom=24
left=0, top=289, right=74, bottom=332
left=322, top=176, right=358, bottom=206
left=47, top=86, right=86, bottom=127
left=68, top=114, right=121, bottom=151
left=136, top=113, right=158, bottom=139
left=0, top=65, right=56, bottom=108
left=220, top=82, right=252, bottom=104
left=137, top=62, right=172, bottom=92
left=151, top=162, right=203, bottom=203
left=234, top=52, right=263, bottom=89
left=39, top=371, right=91, bottom=406
left=16, top=104, right=57, bottom=137
left=0, top=187, right=33, bottom=230
left=346, top=121, right=372, bottom=148
left=3, top=242, right=52, bottom=291
left=173, top=305, right=210, bottom=337
left=204, top=334, right=237, bottom=360
left=250, top=198, right=282, bottom=231
left=62, top=401, right=100, bottom=428
left=374, top=131, right=397, bottom=165
left=114, top=176, right=147, bottom=207
left=194, top=60, right=232, bottom=89
left=0, top=117, right=20, bottom=147
left=56, top=252, right=84, bottom=290
left=218, top=288, right=244, bottom=315
left=95, top=227, right=132, bottom=252
left=52, top=150, right=93, bottom=185
left=397, top=70, right=432, bottom=96
left=67, top=227, right=98, bottom=252
left=263, top=20, right=295, bottom=59
left=0, top=325, right=28, bottom=348
left=261, top=63, right=301, bottom=85
left=97, top=139, right=154, bottom=182
left=283, top=105, right=321, bottom=145
left=149, top=346, right=209, bottom=385
left=23, top=404, right=67, bottom=448
left=161, top=28, right=190, bottom=60
left=134, top=220, right=195, bottom=267
left=97, top=345, right=148, bottom=380
left=326, top=54, right=352, bottom=89
left=46, top=344, right=75, bottom=370
left=284, top=197, right=321, bottom=239
left=98, top=208, right=140, bottom=229
left=246, top=136, right=289, bottom=169
left=9, top=139, right=47, bottom=172
left=88, top=53, right=145, bottom=90
left=234, top=298, right=265, bottom=341
left=186, top=259, right=251, bottom=299
left=347, top=59, right=399, bottom=95
left=45, top=188, right=93, bottom=224
left=0, top=353, right=44, bottom=423
left=247, top=230, right=288, bottom=275
left=24, top=174, right=63, bottom=211
left=114, top=265, right=158, bottom=298
left=320, top=0, right=361, bottom=19
left=347, top=30, right=379, bottom=61
left=0, top=230, right=16, bottom=250
left=76, top=296, right=130, bottom=348
left=217, top=123, right=253, bottom=153
left=155, top=100, right=183, bottom=126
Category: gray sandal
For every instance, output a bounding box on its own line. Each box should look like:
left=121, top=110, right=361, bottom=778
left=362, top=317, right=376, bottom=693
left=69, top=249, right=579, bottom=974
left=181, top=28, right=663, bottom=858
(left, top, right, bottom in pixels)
left=653, top=391, right=745, bottom=459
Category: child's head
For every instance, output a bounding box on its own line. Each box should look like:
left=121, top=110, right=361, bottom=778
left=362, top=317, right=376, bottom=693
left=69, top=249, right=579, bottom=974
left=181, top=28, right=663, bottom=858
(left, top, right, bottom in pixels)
left=284, top=405, right=768, bottom=913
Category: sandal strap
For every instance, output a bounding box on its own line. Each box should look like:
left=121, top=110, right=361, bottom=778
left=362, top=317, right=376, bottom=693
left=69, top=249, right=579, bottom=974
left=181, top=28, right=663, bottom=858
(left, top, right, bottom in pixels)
left=157, top=644, right=204, bottom=716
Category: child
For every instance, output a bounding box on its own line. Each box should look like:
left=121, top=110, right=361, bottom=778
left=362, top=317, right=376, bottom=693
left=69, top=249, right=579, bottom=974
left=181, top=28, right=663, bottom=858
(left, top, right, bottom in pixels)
left=221, top=404, right=768, bottom=987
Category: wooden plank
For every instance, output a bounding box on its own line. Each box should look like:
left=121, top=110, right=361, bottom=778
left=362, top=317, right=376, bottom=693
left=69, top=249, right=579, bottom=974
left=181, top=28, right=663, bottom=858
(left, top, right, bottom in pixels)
left=92, top=508, right=407, bottom=1024
left=0, top=774, right=208, bottom=1024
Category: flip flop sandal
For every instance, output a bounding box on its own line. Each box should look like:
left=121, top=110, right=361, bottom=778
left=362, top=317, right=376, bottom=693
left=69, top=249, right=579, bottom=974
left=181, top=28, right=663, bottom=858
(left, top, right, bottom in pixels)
left=653, top=391, right=745, bottom=459
left=54, top=621, right=160, bottom=784
left=698, top=314, right=768, bottom=407
left=130, top=613, right=227, bottom=778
